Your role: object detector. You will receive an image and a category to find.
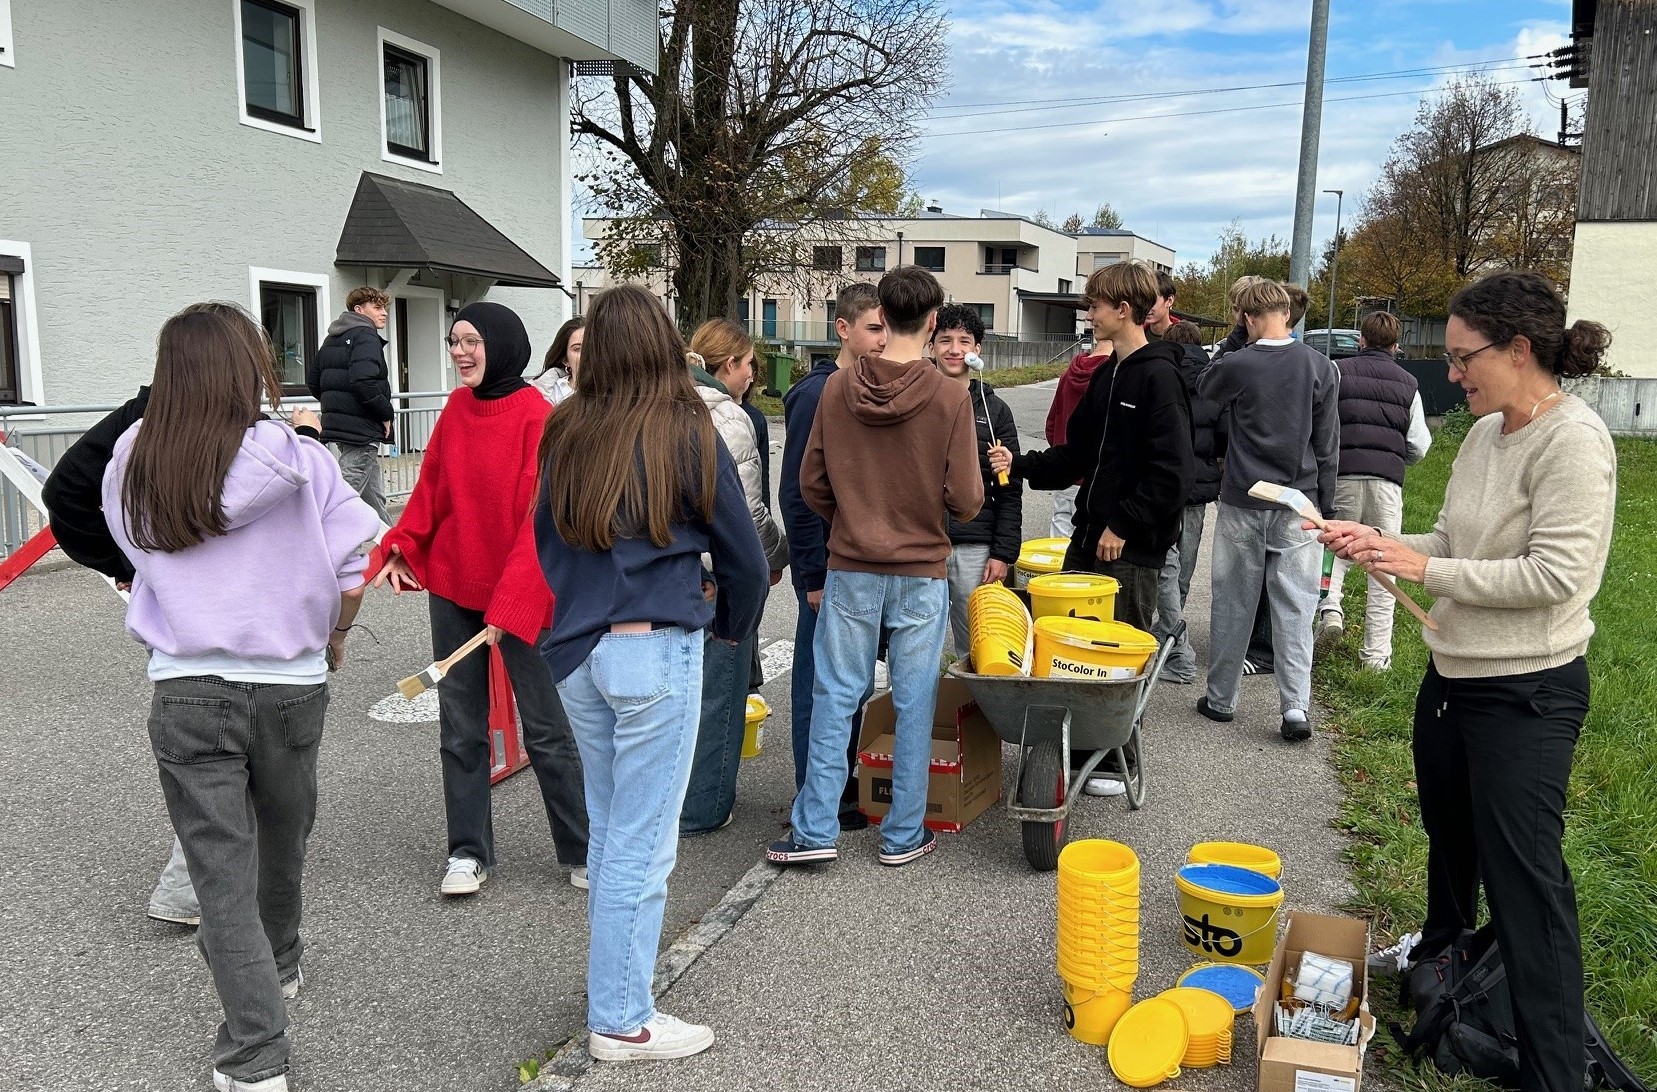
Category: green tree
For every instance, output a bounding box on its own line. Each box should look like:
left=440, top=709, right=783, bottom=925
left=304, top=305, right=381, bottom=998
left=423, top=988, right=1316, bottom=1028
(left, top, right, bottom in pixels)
left=1091, top=203, right=1124, bottom=229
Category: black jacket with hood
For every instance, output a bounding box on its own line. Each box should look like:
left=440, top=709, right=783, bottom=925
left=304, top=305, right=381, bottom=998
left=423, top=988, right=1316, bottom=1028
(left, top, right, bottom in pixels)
left=1176, top=343, right=1226, bottom=505
left=946, top=378, right=1023, bottom=564
left=306, top=311, right=394, bottom=446
left=1012, top=339, right=1194, bottom=569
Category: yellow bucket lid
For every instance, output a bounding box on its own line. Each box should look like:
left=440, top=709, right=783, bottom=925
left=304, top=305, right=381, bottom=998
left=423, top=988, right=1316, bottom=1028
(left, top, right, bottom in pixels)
left=1108, top=997, right=1190, bottom=1088
left=1157, top=987, right=1236, bottom=1039
left=1028, top=572, right=1121, bottom=596
left=745, top=695, right=769, bottom=722
left=1035, top=616, right=1157, bottom=652
left=1018, top=536, right=1070, bottom=558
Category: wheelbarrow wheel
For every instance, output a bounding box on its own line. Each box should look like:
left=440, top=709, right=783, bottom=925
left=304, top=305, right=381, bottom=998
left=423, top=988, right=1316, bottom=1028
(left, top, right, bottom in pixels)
left=1018, top=740, right=1067, bottom=871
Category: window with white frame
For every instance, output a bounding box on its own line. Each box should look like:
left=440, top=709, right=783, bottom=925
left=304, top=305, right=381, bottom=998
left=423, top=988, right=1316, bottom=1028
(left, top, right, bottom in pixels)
left=1, top=0, right=16, bottom=69
left=0, top=244, right=42, bottom=407
left=235, top=0, right=321, bottom=141
left=379, top=29, right=442, bottom=171
left=250, top=268, right=330, bottom=394
left=0, top=268, right=20, bottom=404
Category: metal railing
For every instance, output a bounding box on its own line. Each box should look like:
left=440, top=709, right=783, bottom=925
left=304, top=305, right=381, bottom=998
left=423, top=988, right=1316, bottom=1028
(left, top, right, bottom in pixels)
left=1, top=391, right=452, bottom=560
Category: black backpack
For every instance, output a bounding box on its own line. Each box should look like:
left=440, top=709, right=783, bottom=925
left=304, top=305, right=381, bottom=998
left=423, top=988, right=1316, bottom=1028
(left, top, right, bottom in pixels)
left=1394, top=926, right=1649, bottom=1092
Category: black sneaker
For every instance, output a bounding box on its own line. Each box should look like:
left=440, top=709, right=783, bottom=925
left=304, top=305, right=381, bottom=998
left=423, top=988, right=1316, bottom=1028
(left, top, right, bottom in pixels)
left=838, top=806, right=870, bottom=832
left=878, top=828, right=936, bottom=867
left=1196, top=696, right=1234, bottom=723
left=766, top=839, right=838, bottom=865
left=1280, top=716, right=1313, bottom=741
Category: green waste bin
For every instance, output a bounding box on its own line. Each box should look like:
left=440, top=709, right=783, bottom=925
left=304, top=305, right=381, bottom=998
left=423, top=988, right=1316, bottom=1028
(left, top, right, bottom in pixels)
left=764, top=351, right=795, bottom=398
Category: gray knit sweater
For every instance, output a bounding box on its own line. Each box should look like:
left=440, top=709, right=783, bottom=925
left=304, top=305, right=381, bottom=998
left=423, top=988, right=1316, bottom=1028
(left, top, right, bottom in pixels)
left=1402, top=395, right=1616, bottom=678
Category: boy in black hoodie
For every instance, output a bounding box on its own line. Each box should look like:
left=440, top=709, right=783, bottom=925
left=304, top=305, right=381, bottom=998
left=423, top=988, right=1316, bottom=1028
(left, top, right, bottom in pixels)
left=994, top=262, right=1194, bottom=631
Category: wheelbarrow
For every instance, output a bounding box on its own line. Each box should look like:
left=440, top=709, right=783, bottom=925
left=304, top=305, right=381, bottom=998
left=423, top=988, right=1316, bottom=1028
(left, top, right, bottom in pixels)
left=945, top=637, right=1173, bottom=871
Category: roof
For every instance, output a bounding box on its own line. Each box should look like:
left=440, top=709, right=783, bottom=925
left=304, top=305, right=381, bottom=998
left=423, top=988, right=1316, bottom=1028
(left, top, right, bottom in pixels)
left=335, top=173, right=561, bottom=289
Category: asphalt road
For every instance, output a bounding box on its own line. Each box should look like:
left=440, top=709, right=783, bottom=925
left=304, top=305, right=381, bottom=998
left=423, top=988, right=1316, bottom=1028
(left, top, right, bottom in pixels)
left=0, top=376, right=1363, bottom=1092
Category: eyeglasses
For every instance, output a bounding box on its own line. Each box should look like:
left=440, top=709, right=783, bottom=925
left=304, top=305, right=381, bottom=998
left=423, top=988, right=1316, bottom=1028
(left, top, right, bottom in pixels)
left=446, top=335, right=484, bottom=351
left=1443, top=342, right=1500, bottom=372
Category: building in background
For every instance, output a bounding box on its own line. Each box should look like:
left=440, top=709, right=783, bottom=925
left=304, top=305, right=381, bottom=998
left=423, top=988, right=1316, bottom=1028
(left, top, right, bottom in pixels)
left=0, top=0, right=655, bottom=412
left=574, top=207, right=1175, bottom=348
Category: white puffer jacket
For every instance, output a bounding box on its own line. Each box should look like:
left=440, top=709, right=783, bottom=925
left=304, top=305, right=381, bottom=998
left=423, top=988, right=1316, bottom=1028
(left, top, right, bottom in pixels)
left=696, top=380, right=788, bottom=571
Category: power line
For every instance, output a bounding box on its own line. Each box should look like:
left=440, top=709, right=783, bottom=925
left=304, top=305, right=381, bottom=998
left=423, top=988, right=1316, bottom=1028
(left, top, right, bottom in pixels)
left=923, top=75, right=1543, bottom=139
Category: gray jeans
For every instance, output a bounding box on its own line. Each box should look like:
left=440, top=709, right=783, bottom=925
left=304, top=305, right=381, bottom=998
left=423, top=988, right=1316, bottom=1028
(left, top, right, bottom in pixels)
left=1205, top=504, right=1321, bottom=716
left=1154, top=504, right=1208, bottom=679
left=1326, top=476, right=1405, bottom=669
left=947, top=542, right=994, bottom=656
left=149, top=677, right=329, bottom=1083
left=329, top=441, right=391, bottom=526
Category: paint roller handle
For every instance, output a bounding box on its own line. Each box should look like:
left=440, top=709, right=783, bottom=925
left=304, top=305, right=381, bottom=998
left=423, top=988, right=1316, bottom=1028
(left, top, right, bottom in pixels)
left=987, top=441, right=1012, bottom=486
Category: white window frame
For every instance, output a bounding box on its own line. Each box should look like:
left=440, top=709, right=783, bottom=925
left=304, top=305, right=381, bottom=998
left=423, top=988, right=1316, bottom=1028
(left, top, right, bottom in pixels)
left=1, top=0, right=16, bottom=68
left=377, top=28, right=443, bottom=175
left=0, top=241, right=45, bottom=410
left=249, top=267, right=330, bottom=394
left=232, top=0, right=322, bottom=144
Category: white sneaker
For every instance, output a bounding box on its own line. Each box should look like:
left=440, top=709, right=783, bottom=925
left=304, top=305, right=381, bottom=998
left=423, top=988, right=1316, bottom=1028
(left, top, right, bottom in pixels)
left=213, top=1070, right=288, bottom=1091
left=440, top=856, right=487, bottom=896
left=873, top=660, right=891, bottom=693
left=1367, top=930, right=1423, bottom=975
left=1314, top=611, right=1344, bottom=659
left=569, top=867, right=589, bottom=891
left=1083, top=776, right=1126, bottom=797
left=589, top=1012, right=715, bottom=1062
left=280, top=966, right=303, bottom=1000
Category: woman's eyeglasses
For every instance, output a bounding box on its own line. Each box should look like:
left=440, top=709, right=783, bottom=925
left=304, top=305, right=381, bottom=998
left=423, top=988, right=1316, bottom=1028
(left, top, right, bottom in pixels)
left=1443, top=342, right=1500, bottom=372
left=446, top=335, right=484, bottom=351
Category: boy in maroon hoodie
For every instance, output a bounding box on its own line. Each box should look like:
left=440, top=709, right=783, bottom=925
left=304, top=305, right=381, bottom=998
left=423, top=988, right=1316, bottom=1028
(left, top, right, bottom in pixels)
left=1044, top=336, right=1112, bottom=538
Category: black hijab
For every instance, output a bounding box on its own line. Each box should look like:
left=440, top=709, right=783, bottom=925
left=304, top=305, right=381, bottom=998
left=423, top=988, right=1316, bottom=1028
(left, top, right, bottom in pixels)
left=452, top=301, right=531, bottom=400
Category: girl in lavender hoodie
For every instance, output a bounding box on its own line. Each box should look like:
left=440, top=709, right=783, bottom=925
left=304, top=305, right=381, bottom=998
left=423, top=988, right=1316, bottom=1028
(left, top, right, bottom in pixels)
left=103, top=302, right=380, bottom=1092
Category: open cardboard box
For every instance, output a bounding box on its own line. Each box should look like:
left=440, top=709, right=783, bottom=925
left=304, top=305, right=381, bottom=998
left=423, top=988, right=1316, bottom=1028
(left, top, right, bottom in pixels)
left=857, top=677, right=1002, bottom=833
left=1254, top=911, right=1377, bottom=1092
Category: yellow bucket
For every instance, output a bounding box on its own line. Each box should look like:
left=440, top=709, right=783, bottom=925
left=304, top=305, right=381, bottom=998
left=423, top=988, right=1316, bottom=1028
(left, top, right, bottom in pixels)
left=1063, top=980, right=1133, bottom=1045
left=742, top=695, right=769, bottom=759
left=1186, top=841, right=1283, bottom=880
left=969, top=583, right=1032, bottom=676
left=1175, top=864, right=1284, bottom=965
left=1028, top=572, right=1119, bottom=621
left=1034, top=617, right=1158, bottom=680
left=1017, top=536, right=1070, bottom=577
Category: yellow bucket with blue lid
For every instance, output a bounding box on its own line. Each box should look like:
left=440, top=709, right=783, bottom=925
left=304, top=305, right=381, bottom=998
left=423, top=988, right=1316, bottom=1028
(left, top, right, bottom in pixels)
left=1175, top=864, right=1285, bottom=965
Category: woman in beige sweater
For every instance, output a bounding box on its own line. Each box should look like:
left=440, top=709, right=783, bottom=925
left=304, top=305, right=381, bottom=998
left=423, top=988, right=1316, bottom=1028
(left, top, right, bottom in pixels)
left=1319, top=271, right=1615, bottom=1092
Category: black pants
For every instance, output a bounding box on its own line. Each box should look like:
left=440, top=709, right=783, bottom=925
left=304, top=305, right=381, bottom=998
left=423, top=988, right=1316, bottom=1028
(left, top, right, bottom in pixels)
left=430, top=595, right=589, bottom=868
left=1061, top=535, right=1160, bottom=632
left=1413, top=658, right=1589, bottom=1092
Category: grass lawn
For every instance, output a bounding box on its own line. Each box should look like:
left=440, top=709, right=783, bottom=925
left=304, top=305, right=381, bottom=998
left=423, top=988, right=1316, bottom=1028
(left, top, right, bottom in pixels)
left=1317, top=411, right=1657, bottom=1083
left=748, top=360, right=1067, bottom=418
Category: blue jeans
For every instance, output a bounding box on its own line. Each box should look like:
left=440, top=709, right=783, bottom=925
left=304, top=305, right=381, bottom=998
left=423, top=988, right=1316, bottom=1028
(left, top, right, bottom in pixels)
left=680, top=632, right=755, bottom=833
left=792, top=571, right=948, bottom=855
left=791, top=586, right=863, bottom=805
left=555, top=627, right=703, bottom=1036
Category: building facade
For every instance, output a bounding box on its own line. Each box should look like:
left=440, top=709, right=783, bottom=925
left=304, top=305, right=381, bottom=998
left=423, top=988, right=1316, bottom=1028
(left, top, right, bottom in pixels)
left=574, top=208, right=1175, bottom=346
left=0, top=0, right=653, bottom=411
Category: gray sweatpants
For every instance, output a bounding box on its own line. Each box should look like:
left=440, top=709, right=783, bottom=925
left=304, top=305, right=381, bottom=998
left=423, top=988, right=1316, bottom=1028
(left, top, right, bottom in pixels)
left=329, top=441, right=391, bottom=526
left=1204, top=505, right=1321, bottom=717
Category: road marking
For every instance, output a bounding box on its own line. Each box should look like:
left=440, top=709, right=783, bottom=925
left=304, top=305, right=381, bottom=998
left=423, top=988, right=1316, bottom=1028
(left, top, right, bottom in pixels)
left=759, top=637, right=794, bottom=682
left=368, top=689, right=439, bottom=724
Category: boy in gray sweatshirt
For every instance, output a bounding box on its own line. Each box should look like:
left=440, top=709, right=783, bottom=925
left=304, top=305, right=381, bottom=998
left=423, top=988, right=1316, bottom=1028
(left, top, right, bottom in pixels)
left=1196, top=279, right=1340, bottom=741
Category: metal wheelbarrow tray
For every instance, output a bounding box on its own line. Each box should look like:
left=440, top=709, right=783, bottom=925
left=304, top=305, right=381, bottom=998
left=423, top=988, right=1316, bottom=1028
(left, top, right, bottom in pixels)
left=945, top=638, right=1172, bottom=871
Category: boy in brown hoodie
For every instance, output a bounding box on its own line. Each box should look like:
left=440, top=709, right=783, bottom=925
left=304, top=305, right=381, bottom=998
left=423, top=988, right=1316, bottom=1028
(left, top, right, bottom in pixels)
left=767, top=266, right=983, bottom=868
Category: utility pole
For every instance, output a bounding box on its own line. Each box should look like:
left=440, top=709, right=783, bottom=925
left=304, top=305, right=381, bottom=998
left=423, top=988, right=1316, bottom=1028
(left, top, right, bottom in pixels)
left=1288, top=0, right=1331, bottom=333
left=1322, top=188, right=1343, bottom=354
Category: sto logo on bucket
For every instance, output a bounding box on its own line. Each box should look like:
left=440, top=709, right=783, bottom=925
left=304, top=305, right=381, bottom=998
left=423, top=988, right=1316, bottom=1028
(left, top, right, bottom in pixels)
left=1183, top=913, right=1244, bottom=958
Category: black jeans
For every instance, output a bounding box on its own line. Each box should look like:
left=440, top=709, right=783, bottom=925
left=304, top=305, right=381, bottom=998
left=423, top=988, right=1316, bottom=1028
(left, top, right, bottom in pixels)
left=149, top=677, right=328, bottom=1083
left=1413, top=657, right=1589, bottom=1092
left=430, top=595, right=589, bottom=868
left=1061, top=536, right=1160, bottom=632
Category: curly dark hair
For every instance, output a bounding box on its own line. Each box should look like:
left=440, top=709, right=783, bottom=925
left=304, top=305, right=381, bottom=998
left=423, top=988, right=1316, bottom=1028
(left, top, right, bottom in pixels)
left=1449, top=271, right=1611, bottom=379
left=932, top=303, right=985, bottom=345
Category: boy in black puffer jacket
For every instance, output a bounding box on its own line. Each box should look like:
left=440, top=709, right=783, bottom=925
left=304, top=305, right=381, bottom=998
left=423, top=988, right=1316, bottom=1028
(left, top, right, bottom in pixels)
left=307, top=286, right=395, bottom=524
left=1153, top=321, right=1225, bottom=683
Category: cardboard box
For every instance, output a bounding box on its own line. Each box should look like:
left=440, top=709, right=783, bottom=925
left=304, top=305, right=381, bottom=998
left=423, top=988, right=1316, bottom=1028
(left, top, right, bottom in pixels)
left=1254, top=912, right=1377, bottom=1092
left=857, top=677, right=1002, bottom=833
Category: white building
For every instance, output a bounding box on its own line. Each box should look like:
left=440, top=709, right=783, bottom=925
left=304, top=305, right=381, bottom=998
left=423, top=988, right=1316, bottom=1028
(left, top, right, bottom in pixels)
left=0, top=0, right=655, bottom=410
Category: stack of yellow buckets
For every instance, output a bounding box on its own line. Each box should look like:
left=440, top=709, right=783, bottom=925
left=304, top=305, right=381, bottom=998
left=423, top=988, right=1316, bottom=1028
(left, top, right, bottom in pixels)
left=1056, top=840, right=1140, bottom=1045
left=967, top=583, right=1032, bottom=676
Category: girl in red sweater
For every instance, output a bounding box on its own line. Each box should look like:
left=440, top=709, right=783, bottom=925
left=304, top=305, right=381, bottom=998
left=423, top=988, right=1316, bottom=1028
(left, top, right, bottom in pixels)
left=375, top=301, right=589, bottom=896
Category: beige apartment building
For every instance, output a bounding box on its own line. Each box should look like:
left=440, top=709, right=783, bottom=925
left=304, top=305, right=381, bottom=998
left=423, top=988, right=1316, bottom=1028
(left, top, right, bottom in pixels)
left=573, top=207, right=1174, bottom=346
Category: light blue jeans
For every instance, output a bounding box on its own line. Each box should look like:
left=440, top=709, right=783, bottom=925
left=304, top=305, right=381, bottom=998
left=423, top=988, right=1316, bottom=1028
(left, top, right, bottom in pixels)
left=555, top=627, right=703, bottom=1036
left=792, top=570, right=949, bottom=855
left=1205, top=504, right=1321, bottom=716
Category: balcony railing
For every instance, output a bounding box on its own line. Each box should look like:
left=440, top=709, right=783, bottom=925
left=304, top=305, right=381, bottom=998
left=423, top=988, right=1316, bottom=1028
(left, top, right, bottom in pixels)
left=980, top=263, right=1038, bottom=275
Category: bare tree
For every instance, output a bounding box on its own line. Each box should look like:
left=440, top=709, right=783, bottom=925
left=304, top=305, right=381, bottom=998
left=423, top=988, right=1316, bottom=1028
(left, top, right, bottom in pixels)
left=574, top=0, right=948, bottom=332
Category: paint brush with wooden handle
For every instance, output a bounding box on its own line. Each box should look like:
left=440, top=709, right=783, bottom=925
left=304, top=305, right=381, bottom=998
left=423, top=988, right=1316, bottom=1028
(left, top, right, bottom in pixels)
left=1247, top=480, right=1439, bottom=632
left=398, top=628, right=491, bottom=699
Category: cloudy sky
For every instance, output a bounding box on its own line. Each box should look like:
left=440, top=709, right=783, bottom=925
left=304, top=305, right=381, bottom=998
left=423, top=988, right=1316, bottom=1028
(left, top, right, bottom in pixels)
left=910, top=0, right=1581, bottom=267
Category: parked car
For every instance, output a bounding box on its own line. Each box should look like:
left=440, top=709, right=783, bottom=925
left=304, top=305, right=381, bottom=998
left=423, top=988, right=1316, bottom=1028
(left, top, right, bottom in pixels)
left=1304, top=328, right=1362, bottom=358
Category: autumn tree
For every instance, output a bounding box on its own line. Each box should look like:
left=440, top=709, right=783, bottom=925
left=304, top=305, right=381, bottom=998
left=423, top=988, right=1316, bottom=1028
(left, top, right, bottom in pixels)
left=1172, top=220, right=1292, bottom=322
left=1060, top=212, right=1085, bottom=234
left=574, top=0, right=948, bottom=332
left=1091, top=203, right=1124, bottom=229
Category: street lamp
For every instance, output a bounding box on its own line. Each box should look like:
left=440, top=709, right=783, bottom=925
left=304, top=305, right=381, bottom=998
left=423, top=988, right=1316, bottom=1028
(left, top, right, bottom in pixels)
left=1321, top=188, right=1343, bottom=356
left=897, top=229, right=904, bottom=268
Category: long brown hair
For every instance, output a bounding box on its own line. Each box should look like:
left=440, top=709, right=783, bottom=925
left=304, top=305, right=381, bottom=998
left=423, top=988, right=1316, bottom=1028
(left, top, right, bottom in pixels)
left=538, top=315, right=585, bottom=378
left=123, top=302, right=283, bottom=552
left=538, top=285, right=717, bottom=550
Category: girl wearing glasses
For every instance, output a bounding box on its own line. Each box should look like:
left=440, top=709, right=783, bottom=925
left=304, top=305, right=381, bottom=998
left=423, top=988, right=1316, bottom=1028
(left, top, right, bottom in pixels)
left=1316, top=271, right=1615, bottom=1092
left=376, top=302, right=590, bottom=898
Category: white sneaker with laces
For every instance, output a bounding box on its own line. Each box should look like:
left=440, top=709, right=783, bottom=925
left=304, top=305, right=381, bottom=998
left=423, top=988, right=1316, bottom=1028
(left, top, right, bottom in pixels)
left=1083, top=776, right=1127, bottom=797
left=440, top=856, right=487, bottom=896
left=569, top=867, right=589, bottom=891
left=589, top=1012, right=715, bottom=1062
left=213, top=1070, right=288, bottom=1091
left=280, top=966, right=303, bottom=1000
left=1367, top=930, right=1423, bottom=975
